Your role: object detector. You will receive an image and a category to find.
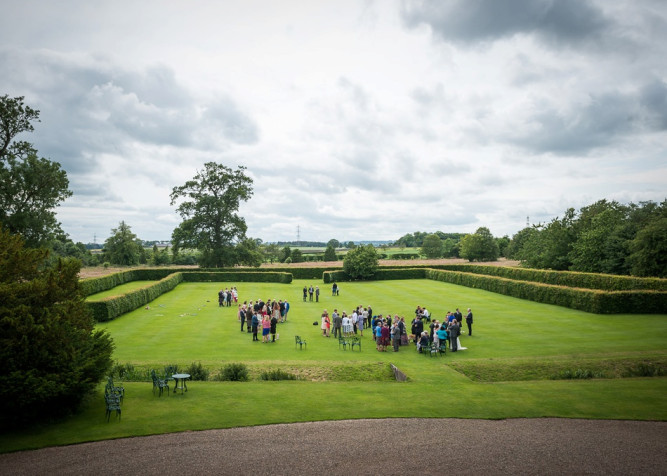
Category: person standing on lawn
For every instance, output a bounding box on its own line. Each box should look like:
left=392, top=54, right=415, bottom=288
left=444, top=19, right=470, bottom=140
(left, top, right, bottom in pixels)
left=466, top=308, right=473, bottom=336
left=251, top=312, right=259, bottom=341
left=303, top=286, right=307, bottom=302
left=315, top=286, right=320, bottom=302
left=391, top=321, right=401, bottom=352
left=309, top=285, right=314, bottom=301
left=262, top=315, right=271, bottom=343
left=332, top=309, right=342, bottom=338
left=321, top=310, right=330, bottom=337
left=270, top=313, right=278, bottom=342
left=380, top=322, right=391, bottom=352
left=448, top=319, right=460, bottom=351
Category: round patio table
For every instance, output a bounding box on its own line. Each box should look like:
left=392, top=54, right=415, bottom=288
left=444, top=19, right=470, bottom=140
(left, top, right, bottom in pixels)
left=172, top=373, right=190, bottom=395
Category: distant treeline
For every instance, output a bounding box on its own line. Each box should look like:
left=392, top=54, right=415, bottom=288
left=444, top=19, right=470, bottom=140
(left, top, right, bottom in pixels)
left=393, top=231, right=466, bottom=248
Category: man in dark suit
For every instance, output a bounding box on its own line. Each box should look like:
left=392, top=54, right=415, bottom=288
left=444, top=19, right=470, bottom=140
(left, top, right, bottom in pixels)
left=332, top=309, right=342, bottom=338
left=466, top=308, right=473, bottom=336
left=251, top=313, right=259, bottom=341
left=448, top=319, right=460, bottom=351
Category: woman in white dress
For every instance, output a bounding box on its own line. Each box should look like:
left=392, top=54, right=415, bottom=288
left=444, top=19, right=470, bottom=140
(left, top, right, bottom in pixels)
left=341, top=312, right=351, bottom=336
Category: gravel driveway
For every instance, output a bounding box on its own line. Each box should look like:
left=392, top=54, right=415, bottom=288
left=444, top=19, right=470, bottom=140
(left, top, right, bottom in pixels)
left=1, top=418, right=665, bottom=475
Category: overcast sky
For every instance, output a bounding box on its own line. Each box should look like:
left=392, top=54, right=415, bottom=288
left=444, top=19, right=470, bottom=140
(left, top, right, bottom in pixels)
left=1, top=0, right=666, bottom=244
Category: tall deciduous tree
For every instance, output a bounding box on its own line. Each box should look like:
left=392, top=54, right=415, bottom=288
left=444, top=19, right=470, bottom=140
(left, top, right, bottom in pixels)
left=323, top=243, right=337, bottom=261
left=235, top=237, right=264, bottom=267
left=0, top=227, right=113, bottom=427
left=420, top=233, right=443, bottom=259
left=520, top=209, right=576, bottom=270
left=343, top=244, right=379, bottom=279
left=0, top=95, right=72, bottom=247
left=103, top=221, right=144, bottom=265
left=628, top=216, right=667, bottom=277
left=170, top=163, right=254, bottom=268
left=459, top=227, right=500, bottom=262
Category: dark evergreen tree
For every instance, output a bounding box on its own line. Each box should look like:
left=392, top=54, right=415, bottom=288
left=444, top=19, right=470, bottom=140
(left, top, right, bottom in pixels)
left=0, top=228, right=114, bottom=427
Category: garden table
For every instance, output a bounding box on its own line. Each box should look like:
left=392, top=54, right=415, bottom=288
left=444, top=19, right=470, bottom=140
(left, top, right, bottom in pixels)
left=172, top=373, right=190, bottom=395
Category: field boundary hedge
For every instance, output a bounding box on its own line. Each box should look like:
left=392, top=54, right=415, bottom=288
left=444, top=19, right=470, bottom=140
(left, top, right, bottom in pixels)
left=86, top=271, right=292, bottom=322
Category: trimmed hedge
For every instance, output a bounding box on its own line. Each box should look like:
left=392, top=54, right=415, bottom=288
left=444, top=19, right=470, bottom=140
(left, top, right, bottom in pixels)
left=88, top=272, right=184, bottom=322
left=87, top=271, right=292, bottom=322
left=80, top=267, right=198, bottom=296
left=389, top=253, right=421, bottom=260
left=427, top=264, right=667, bottom=292
left=425, top=269, right=667, bottom=314
left=323, top=268, right=427, bottom=283
left=181, top=272, right=292, bottom=284
left=373, top=268, right=427, bottom=280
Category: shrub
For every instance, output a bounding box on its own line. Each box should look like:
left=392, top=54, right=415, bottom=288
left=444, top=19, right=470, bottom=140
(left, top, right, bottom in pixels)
left=260, top=369, right=298, bottom=381
left=551, top=368, right=603, bottom=380
left=186, top=361, right=210, bottom=381
left=216, top=363, right=249, bottom=381
left=109, top=362, right=145, bottom=381
left=623, top=362, right=665, bottom=377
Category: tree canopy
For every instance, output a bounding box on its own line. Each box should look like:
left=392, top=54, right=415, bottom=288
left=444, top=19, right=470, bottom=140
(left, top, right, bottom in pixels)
left=0, top=95, right=72, bottom=248
left=170, top=162, right=254, bottom=268
left=0, top=227, right=113, bottom=427
left=103, top=221, right=144, bottom=265
left=459, top=227, right=500, bottom=262
left=323, top=243, right=337, bottom=261
left=343, top=244, right=379, bottom=279
left=510, top=200, right=667, bottom=276
left=420, top=233, right=443, bottom=258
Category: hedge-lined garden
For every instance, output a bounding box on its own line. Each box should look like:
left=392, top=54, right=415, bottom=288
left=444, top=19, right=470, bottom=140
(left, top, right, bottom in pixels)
left=83, top=264, right=667, bottom=320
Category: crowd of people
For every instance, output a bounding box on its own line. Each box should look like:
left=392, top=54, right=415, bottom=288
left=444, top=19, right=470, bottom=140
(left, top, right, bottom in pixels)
left=221, top=285, right=474, bottom=355
left=321, top=305, right=474, bottom=353
left=217, top=287, right=238, bottom=307
left=223, top=293, right=291, bottom=344
left=317, top=305, right=373, bottom=338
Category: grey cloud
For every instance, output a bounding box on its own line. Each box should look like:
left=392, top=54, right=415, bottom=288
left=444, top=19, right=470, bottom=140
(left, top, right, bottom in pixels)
left=113, top=66, right=192, bottom=109
left=0, top=48, right=259, bottom=172
left=202, top=99, right=259, bottom=145
left=639, top=79, right=667, bottom=130
left=509, top=82, right=667, bottom=154
left=401, top=0, right=611, bottom=48
left=429, top=159, right=472, bottom=177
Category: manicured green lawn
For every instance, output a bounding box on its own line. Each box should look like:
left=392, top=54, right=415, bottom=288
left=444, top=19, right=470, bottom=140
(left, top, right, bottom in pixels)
left=85, top=281, right=156, bottom=300
left=1, top=278, right=665, bottom=453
